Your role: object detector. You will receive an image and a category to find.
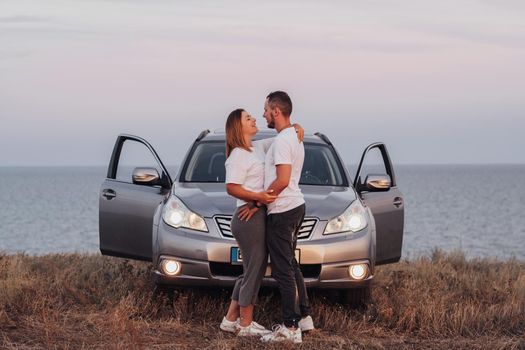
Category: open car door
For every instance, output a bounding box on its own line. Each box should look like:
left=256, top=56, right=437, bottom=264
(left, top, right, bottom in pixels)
left=99, top=134, right=172, bottom=261
left=354, top=143, right=404, bottom=265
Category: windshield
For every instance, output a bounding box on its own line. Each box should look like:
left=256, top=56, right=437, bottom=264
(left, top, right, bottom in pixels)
left=181, top=141, right=346, bottom=186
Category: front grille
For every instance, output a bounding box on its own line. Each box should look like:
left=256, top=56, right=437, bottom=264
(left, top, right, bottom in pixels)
left=210, top=262, right=321, bottom=279
left=214, top=215, right=318, bottom=240
left=297, top=218, right=317, bottom=239
left=215, top=216, right=234, bottom=239
left=209, top=262, right=243, bottom=277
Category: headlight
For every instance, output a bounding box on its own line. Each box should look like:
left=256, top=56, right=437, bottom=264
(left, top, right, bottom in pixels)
left=162, top=195, right=208, bottom=232
left=324, top=200, right=368, bottom=235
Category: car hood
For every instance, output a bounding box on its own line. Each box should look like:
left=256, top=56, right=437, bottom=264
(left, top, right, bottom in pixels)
left=173, top=182, right=356, bottom=220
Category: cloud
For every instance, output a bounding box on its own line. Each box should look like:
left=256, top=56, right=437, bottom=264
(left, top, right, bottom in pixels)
left=395, top=20, right=525, bottom=49
left=0, top=15, right=51, bottom=24
left=0, top=50, right=34, bottom=60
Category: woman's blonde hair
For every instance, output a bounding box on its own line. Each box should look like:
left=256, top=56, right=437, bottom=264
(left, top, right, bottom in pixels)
left=225, top=108, right=252, bottom=157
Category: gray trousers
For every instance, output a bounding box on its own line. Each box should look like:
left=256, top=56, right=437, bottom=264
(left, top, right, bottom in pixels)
left=230, top=206, right=268, bottom=307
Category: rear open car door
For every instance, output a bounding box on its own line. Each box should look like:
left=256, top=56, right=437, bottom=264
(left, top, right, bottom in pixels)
left=99, top=134, right=172, bottom=261
left=354, top=143, right=404, bottom=265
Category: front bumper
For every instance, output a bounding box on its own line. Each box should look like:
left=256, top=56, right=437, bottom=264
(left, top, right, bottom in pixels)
left=154, top=219, right=375, bottom=289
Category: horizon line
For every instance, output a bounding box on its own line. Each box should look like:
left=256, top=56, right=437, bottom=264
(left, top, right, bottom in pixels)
left=1, top=162, right=524, bottom=167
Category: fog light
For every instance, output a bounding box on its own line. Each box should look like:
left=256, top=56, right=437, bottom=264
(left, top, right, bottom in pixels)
left=161, top=259, right=181, bottom=276
left=349, top=263, right=368, bottom=280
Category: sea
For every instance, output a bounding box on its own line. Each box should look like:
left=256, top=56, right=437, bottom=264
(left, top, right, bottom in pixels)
left=1, top=165, right=524, bottom=260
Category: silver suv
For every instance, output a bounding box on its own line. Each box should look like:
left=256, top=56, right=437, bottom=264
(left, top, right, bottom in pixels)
left=99, top=130, right=404, bottom=301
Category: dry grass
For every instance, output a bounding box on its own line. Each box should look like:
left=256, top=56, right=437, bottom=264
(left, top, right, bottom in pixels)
left=1, top=250, right=524, bottom=349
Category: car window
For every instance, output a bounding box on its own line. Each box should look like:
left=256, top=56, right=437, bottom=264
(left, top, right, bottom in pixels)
left=302, top=144, right=344, bottom=185
left=181, top=141, right=345, bottom=186
left=358, top=147, right=388, bottom=184
left=116, top=139, right=163, bottom=183
left=183, top=142, right=226, bottom=182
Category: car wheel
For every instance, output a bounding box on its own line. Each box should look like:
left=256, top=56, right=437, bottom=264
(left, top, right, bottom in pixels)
left=339, top=287, right=371, bottom=308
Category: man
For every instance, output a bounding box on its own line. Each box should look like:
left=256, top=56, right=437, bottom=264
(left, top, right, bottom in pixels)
left=260, top=91, right=313, bottom=343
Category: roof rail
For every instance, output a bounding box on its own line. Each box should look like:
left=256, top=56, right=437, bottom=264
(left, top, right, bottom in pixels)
left=314, top=132, right=332, bottom=145
left=196, top=129, right=210, bottom=141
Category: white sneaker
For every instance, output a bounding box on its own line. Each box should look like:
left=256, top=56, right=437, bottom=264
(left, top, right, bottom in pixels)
left=260, top=324, right=302, bottom=344
left=237, top=321, right=272, bottom=336
left=299, top=315, right=315, bottom=331
left=220, top=317, right=239, bottom=333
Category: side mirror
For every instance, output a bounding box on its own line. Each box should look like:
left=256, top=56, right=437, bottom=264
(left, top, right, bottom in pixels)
left=132, top=167, right=161, bottom=186
left=365, top=174, right=391, bottom=191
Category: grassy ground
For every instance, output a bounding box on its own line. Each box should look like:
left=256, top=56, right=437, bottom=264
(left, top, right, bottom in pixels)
left=1, top=250, right=524, bottom=349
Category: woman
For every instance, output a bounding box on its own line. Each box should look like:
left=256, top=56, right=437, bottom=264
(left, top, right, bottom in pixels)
left=219, top=108, right=303, bottom=336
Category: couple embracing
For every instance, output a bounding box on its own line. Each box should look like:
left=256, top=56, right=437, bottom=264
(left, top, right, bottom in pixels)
left=219, top=91, right=313, bottom=344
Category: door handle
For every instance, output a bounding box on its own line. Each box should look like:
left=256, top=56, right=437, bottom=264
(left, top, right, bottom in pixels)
left=102, top=189, right=116, bottom=200
left=393, top=197, right=403, bottom=208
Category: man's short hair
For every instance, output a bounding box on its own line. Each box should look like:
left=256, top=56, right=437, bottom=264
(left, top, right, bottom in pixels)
left=267, top=91, right=292, bottom=117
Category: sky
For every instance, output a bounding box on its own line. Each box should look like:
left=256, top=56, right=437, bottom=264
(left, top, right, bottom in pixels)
left=1, top=0, right=524, bottom=166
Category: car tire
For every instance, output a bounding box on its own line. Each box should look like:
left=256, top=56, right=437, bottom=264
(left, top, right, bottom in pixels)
left=339, top=287, right=371, bottom=308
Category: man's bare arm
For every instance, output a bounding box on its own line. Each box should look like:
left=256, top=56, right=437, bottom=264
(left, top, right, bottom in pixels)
left=266, top=164, right=292, bottom=196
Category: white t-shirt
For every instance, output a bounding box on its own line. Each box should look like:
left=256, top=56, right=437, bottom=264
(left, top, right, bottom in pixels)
left=264, top=127, right=305, bottom=214
left=225, top=139, right=273, bottom=207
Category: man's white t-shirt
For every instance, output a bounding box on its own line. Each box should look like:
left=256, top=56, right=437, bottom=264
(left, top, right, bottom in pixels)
left=225, top=139, right=273, bottom=207
left=264, top=127, right=305, bottom=214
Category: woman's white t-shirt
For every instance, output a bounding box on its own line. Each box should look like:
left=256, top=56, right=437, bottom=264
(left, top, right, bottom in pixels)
left=225, top=139, right=273, bottom=207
